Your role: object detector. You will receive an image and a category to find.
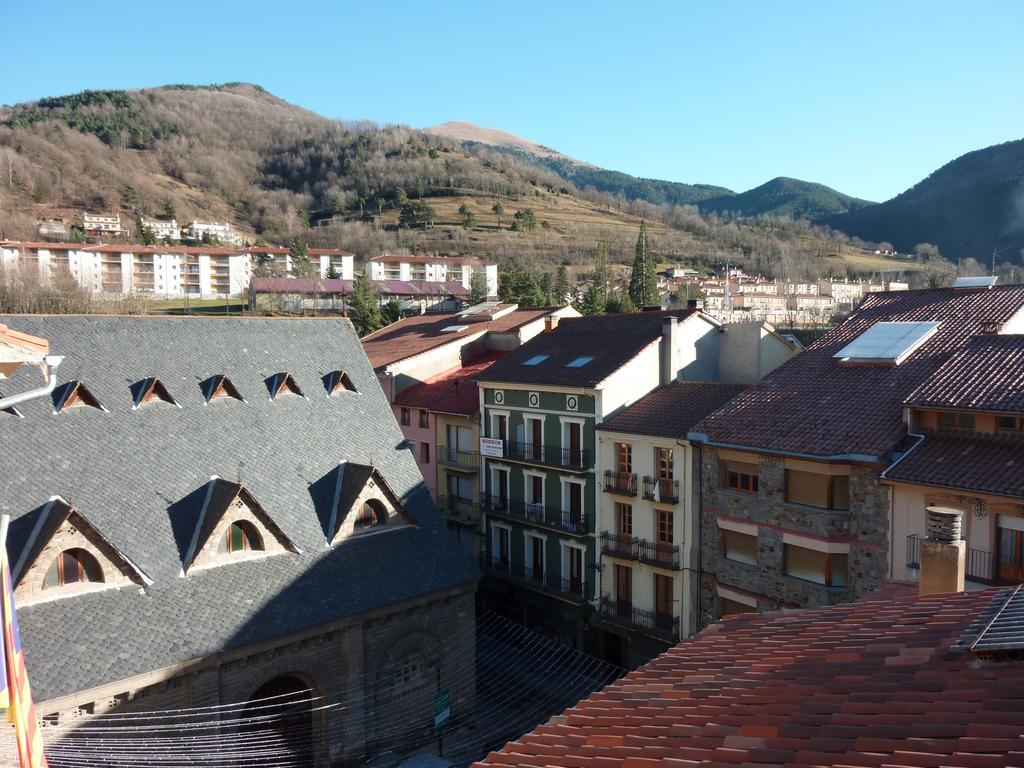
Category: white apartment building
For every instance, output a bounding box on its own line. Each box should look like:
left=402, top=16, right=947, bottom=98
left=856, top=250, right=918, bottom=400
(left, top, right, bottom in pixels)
left=183, top=221, right=243, bottom=246
left=83, top=213, right=129, bottom=237
left=140, top=218, right=182, bottom=242
left=366, top=254, right=498, bottom=297
left=0, top=242, right=353, bottom=299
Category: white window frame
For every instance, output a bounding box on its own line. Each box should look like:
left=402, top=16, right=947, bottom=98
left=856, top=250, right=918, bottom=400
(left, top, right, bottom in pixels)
left=523, top=469, right=546, bottom=507
left=491, top=522, right=512, bottom=566
left=490, top=464, right=510, bottom=502
left=558, top=415, right=585, bottom=454
left=560, top=477, right=586, bottom=516
left=561, top=541, right=586, bottom=586
left=524, top=415, right=545, bottom=455
left=489, top=409, right=510, bottom=440
left=523, top=531, right=547, bottom=578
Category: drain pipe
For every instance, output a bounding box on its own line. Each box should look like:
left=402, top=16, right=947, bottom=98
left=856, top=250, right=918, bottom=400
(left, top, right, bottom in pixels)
left=880, top=412, right=926, bottom=581
left=0, top=356, right=64, bottom=412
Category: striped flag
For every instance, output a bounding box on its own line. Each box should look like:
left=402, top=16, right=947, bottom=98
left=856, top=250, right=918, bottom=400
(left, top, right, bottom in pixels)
left=0, top=549, right=48, bottom=768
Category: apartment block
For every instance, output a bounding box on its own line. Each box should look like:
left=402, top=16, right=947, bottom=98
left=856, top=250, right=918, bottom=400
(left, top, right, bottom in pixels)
left=366, top=254, right=499, bottom=298
left=82, top=212, right=129, bottom=238
left=689, top=283, right=1024, bottom=625
left=140, top=218, right=182, bottom=242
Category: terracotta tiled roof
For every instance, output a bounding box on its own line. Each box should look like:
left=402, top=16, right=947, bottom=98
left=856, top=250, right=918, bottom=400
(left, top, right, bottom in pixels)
left=393, top=353, right=505, bottom=415
left=905, top=334, right=1024, bottom=413
left=476, top=588, right=1024, bottom=768
left=692, top=286, right=1024, bottom=460
left=361, top=306, right=554, bottom=370
left=250, top=277, right=470, bottom=297
left=883, top=430, right=1024, bottom=498
left=477, top=310, right=700, bottom=389
left=597, top=381, right=747, bottom=438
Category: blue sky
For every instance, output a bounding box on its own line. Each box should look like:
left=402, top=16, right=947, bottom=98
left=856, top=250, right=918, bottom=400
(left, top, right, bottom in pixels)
left=2, top=0, right=1021, bottom=202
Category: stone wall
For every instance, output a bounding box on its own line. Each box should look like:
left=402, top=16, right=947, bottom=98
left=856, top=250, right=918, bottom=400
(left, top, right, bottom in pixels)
left=698, top=447, right=889, bottom=628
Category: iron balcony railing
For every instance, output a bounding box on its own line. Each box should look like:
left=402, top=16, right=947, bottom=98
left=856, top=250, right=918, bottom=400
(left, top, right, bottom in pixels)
left=600, top=531, right=680, bottom=569
left=598, top=596, right=679, bottom=640
left=483, top=496, right=590, bottom=536
left=506, top=441, right=591, bottom=471
left=603, top=470, right=637, bottom=496
left=437, top=445, right=479, bottom=470
left=481, top=557, right=585, bottom=601
left=436, top=495, right=479, bottom=524
left=642, top=476, right=680, bottom=504
left=905, top=533, right=1010, bottom=586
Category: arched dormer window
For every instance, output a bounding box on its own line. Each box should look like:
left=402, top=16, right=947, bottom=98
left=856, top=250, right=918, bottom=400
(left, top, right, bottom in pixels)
left=42, top=548, right=104, bottom=590
left=355, top=499, right=388, bottom=530
left=218, top=520, right=264, bottom=554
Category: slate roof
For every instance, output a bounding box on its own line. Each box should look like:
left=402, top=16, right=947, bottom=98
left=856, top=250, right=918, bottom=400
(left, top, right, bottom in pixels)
left=361, top=306, right=553, bottom=371
left=905, top=334, right=1024, bottom=413
left=597, top=381, right=747, bottom=438
left=476, top=310, right=700, bottom=389
left=883, top=431, right=1024, bottom=499
left=393, top=353, right=504, bottom=415
left=475, top=587, right=1024, bottom=768
left=691, top=286, right=1024, bottom=460
left=0, top=315, right=479, bottom=702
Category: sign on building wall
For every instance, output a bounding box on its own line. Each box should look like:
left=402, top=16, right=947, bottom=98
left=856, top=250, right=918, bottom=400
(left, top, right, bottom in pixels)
left=480, top=437, right=504, bottom=458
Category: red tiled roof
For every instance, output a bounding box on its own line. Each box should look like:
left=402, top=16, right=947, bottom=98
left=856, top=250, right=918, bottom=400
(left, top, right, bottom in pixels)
left=361, top=306, right=555, bottom=370
left=883, top=430, right=1024, bottom=499
left=476, top=587, right=1024, bottom=768
left=393, top=353, right=505, bottom=414
left=692, top=286, right=1024, bottom=460
left=597, top=380, right=748, bottom=438
left=250, top=277, right=469, bottom=297
left=905, top=334, right=1024, bottom=413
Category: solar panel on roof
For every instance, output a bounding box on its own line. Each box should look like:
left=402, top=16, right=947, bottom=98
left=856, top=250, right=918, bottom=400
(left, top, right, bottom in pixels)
left=833, top=321, right=940, bottom=365
left=459, top=301, right=501, bottom=317
left=953, top=276, right=998, bottom=289
left=440, top=325, right=468, bottom=333
left=968, top=585, right=1024, bottom=653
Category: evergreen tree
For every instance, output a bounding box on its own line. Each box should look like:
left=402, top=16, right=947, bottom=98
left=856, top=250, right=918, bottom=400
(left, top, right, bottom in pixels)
left=289, top=236, right=315, bottom=278
left=458, top=203, right=476, bottom=229
left=469, top=270, right=488, bottom=304
left=491, top=201, right=504, bottom=230
left=382, top=298, right=403, bottom=325
left=539, top=272, right=553, bottom=306
left=579, top=284, right=606, bottom=316
left=628, top=221, right=659, bottom=308
left=606, top=291, right=637, bottom=314
left=324, top=261, right=340, bottom=279
left=580, top=245, right=611, bottom=315
left=348, top=274, right=383, bottom=336
left=161, top=198, right=176, bottom=221
left=554, top=265, right=569, bottom=305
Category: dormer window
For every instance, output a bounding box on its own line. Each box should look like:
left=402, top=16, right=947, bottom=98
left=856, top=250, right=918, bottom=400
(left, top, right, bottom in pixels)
left=43, top=548, right=104, bottom=590
left=324, top=370, right=357, bottom=396
left=218, top=521, right=264, bottom=554
left=355, top=500, right=388, bottom=530
left=52, top=380, right=106, bottom=413
left=938, top=411, right=975, bottom=430
left=201, top=375, right=245, bottom=404
left=131, top=377, right=180, bottom=409
left=266, top=372, right=305, bottom=400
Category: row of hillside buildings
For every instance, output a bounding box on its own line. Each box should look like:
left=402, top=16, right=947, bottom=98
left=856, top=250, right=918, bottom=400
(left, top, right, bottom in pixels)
left=364, top=281, right=1024, bottom=667
left=37, top=213, right=246, bottom=245
left=0, top=241, right=499, bottom=303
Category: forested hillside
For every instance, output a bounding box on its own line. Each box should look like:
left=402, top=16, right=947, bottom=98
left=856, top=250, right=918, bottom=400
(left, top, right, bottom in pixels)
left=700, top=177, right=874, bottom=219
left=824, top=139, right=1024, bottom=264
left=0, top=84, right=913, bottom=283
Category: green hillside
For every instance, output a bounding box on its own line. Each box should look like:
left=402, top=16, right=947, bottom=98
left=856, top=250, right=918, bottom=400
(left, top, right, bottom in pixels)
left=701, top=177, right=875, bottom=219
left=825, top=139, right=1024, bottom=263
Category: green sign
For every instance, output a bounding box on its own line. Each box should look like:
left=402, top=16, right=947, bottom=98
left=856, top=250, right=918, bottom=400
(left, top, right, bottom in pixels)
left=434, top=689, right=450, bottom=727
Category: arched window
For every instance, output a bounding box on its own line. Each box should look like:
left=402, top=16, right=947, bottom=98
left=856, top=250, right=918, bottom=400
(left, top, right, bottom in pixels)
left=393, top=652, right=427, bottom=698
left=43, top=548, right=104, bottom=590
left=218, top=521, right=264, bottom=554
left=356, top=499, right=388, bottom=530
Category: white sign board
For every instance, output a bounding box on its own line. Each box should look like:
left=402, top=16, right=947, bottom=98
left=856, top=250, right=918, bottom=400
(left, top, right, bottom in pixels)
left=480, top=437, right=504, bottom=458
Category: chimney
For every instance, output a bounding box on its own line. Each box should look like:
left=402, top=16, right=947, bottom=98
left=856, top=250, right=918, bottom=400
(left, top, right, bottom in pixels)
left=919, top=506, right=966, bottom=596
left=545, top=315, right=560, bottom=332
left=661, top=315, right=680, bottom=386
left=687, top=298, right=704, bottom=310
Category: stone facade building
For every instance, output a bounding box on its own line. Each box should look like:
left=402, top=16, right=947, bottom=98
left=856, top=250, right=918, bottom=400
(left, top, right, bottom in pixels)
left=0, top=315, right=479, bottom=765
left=689, top=284, right=1024, bottom=626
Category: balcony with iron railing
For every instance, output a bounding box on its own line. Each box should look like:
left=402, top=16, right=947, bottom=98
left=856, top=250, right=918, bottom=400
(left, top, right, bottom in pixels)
left=437, top=444, right=479, bottom=471
left=642, top=476, right=680, bottom=504
left=504, top=441, right=591, bottom=472
left=906, top=534, right=1020, bottom=586
left=597, top=596, right=679, bottom=641
left=481, top=557, right=586, bottom=602
left=436, top=495, right=479, bottom=525
left=603, top=470, right=637, bottom=497
left=600, top=531, right=680, bottom=569
left=482, top=495, right=590, bottom=537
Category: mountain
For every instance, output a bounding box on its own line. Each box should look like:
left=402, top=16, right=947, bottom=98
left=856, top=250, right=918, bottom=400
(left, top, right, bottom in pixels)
left=700, top=177, right=875, bottom=219
left=426, top=121, right=871, bottom=218
left=824, top=139, right=1024, bottom=264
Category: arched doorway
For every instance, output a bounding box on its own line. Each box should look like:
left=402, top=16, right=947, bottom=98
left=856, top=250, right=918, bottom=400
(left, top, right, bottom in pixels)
left=244, top=674, right=317, bottom=762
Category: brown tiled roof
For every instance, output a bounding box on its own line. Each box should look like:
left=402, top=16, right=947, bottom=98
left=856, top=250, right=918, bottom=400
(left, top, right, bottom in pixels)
left=361, top=306, right=553, bottom=370
left=393, top=353, right=504, bottom=415
left=597, top=380, right=747, bottom=438
left=692, top=286, right=1024, bottom=460
left=250, top=277, right=470, bottom=297
left=883, top=430, right=1024, bottom=498
left=475, top=587, right=1024, bottom=768
left=905, top=334, right=1024, bottom=413
left=477, top=310, right=700, bottom=389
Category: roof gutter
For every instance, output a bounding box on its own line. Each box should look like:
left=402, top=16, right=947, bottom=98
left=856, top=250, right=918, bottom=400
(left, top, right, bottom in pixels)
left=0, top=355, right=63, bottom=412
left=685, top=432, right=884, bottom=465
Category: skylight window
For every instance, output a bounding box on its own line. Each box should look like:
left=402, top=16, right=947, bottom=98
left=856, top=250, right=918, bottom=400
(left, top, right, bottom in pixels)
left=566, top=356, right=594, bottom=368
left=323, top=370, right=357, bottom=396
left=266, top=372, right=306, bottom=401
left=523, top=354, right=550, bottom=366
left=131, top=377, right=181, bottom=409
left=52, top=380, right=107, bottom=413
left=201, top=375, right=245, bottom=404
left=441, top=325, right=468, bottom=333
left=833, top=321, right=940, bottom=365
